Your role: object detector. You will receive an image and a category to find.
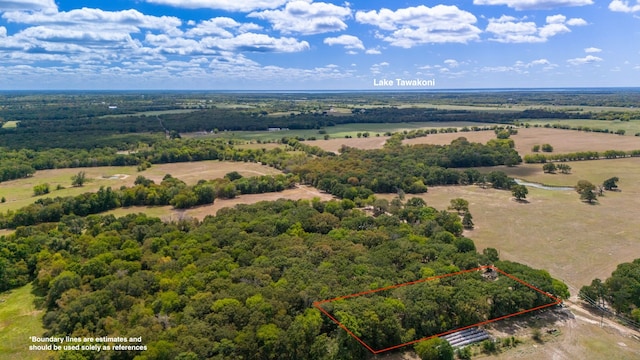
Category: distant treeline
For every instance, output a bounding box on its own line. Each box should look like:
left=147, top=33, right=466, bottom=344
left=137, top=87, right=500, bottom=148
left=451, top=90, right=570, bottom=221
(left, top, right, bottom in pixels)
left=0, top=173, right=296, bottom=229
left=524, top=149, right=640, bottom=163
left=159, top=107, right=591, bottom=132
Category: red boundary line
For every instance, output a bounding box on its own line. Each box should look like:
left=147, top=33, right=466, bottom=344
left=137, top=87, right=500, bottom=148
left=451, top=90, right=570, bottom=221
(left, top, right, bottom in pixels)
left=313, top=265, right=562, bottom=354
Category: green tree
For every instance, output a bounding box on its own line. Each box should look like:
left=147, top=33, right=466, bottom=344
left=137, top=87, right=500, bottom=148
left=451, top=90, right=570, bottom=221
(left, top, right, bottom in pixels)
left=557, top=163, right=572, bottom=174
left=603, top=177, right=619, bottom=190
left=541, top=143, right=554, bottom=152
left=531, top=144, right=540, bottom=152
left=462, top=211, right=474, bottom=230
left=448, top=198, right=469, bottom=214
left=71, top=171, right=87, bottom=187
left=511, top=184, right=528, bottom=201
left=414, top=337, right=454, bottom=360
left=576, top=180, right=597, bottom=203
left=33, top=183, right=50, bottom=196
left=542, top=163, right=557, bottom=173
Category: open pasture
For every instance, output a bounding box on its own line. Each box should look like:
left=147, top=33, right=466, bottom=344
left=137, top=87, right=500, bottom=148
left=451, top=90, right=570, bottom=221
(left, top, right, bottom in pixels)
left=0, top=161, right=282, bottom=212
left=202, top=121, right=500, bottom=144
left=105, top=185, right=334, bottom=221
left=402, top=127, right=640, bottom=156
left=0, top=284, right=50, bottom=360
left=1, top=120, right=18, bottom=128
left=379, top=158, right=640, bottom=290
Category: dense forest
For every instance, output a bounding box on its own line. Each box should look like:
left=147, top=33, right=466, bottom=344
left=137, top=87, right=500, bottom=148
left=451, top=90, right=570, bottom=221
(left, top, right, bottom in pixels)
left=579, top=259, right=640, bottom=324
left=0, top=198, right=568, bottom=359
left=294, top=137, right=520, bottom=197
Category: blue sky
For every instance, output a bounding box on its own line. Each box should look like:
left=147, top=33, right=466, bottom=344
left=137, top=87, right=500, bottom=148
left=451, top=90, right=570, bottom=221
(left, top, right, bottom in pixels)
left=0, top=0, right=638, bottom=90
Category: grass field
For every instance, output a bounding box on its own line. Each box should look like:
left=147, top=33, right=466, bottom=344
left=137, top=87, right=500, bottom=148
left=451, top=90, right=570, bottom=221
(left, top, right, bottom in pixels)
left=403, top=127, right=640, bottom=156
left=0, top=161, right=282, bottom=213
left=104, top=185, right=334, bottom=221
left=190, top=122, right=500, bottom=143
left=379, top=157, right=640, bottom=290
left=0, top=284, right=50, bottom=360
left=1, top=121, right=19, bottom=128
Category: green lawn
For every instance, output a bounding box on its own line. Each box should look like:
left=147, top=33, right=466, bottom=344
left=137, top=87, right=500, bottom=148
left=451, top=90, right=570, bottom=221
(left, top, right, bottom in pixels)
left=0, top=284, right=51, bottom=360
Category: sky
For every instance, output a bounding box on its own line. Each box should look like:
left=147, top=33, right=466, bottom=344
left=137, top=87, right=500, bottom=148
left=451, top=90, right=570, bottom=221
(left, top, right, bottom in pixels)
left=0, top=0, right=639, bottom=90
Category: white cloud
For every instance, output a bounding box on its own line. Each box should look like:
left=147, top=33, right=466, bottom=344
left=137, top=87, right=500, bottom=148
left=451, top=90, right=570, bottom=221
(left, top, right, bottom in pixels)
left=207, top=33, right=310, bottom=52
left=609, top=0, right=640, bottom=12
left=486, top=14, right=583, bottom=43
left=185, top=17, right=262, bottom=38
left=444, top=59, right=460, bottom=68
left=355, top=5, right=481, bottom=47
left=323, top=35, right=364, bottom=50
left=365, top=48, right=381, bottom=55
left=143, top=0, right=289, bottom=12
left=473, top=0, right=593, bottom=10
left=0, top=0, right=57, bottom=12
left=566, top=18, right=587, bottom=25
left=370, top=61, right=389, bottom=74
left=248, top=1, right=351, bottom=35
left=585, top=47, right=602, bottom=53
left=567, top=55, right=603, bottom=65
left=2, top=8, right=182, bottom=33
left=0, top=26, right=6, bottom=37
left=481, top=58, right=554, bottom=73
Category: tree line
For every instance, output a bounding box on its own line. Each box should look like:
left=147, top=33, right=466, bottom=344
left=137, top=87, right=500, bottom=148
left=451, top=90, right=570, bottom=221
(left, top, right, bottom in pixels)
left=0, top=173, right=296, bottom=229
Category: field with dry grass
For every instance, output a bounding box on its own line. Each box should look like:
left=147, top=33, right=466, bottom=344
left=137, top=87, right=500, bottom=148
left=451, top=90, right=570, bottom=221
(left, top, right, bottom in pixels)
left=104, top=185, right=334, bottom=221
left=402, top=127, right=640, bottom=156
left=0, top=161, right=282, bottom=212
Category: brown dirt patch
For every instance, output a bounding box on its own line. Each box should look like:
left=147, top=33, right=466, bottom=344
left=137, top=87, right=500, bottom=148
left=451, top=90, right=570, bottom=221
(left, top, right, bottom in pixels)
left=312, top=137, right=390, bottom=153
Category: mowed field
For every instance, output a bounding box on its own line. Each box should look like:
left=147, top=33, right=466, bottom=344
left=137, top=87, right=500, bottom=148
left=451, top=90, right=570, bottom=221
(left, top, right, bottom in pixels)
left=0, top=161, right=282, bottom=212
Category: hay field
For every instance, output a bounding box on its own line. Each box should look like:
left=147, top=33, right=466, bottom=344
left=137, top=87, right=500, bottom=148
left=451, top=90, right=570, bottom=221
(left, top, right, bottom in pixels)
left=402, top=127, right=640, bottom=155
left=0, top=161, right=282, bottom=212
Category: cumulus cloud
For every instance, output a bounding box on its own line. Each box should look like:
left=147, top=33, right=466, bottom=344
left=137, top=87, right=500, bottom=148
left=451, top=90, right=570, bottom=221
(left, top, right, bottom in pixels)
left=323, top=35, right=364, bottom=50
left=567, top=55, right=603, bottom=65
left=207, top=33, right=310, bottom=52
left=585, top=47, right=602, bottom=53
left=365, top=48, right=381, bottom=55
left=0, top=26, right=6, bottom=37
left=444, top=59, right=460, bottom=68
left=608, top=0, right=640, bottom=12
left=248, top=1, right=351, bottom=35
left=185, top=17, right=262, bottom=38
left=355, top=5, right=481, bottom=47
left=0, top=0, right=57, bottom=12
left=473, top=0, right=593, bottom=10
left=2, top=7, right=182, bottom=33
left=481, top=58, right=554, bottom=73
left=370, top=61, right=389, bottom=74
left=143, top=0, right=289, bottom=12
left=486, top=14, right=585, bottom=43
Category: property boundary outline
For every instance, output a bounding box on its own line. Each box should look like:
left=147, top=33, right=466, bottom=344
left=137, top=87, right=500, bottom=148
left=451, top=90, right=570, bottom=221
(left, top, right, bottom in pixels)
left=312, top=265, right=562, bottom=354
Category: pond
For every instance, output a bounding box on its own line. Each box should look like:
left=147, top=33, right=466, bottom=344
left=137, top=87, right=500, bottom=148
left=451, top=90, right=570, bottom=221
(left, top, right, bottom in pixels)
left=514, top=179, right=575, bottom=191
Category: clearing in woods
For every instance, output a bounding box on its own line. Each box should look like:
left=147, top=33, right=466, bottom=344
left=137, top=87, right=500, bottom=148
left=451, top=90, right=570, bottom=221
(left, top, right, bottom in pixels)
left=0, top=161, right=282, bottom=212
